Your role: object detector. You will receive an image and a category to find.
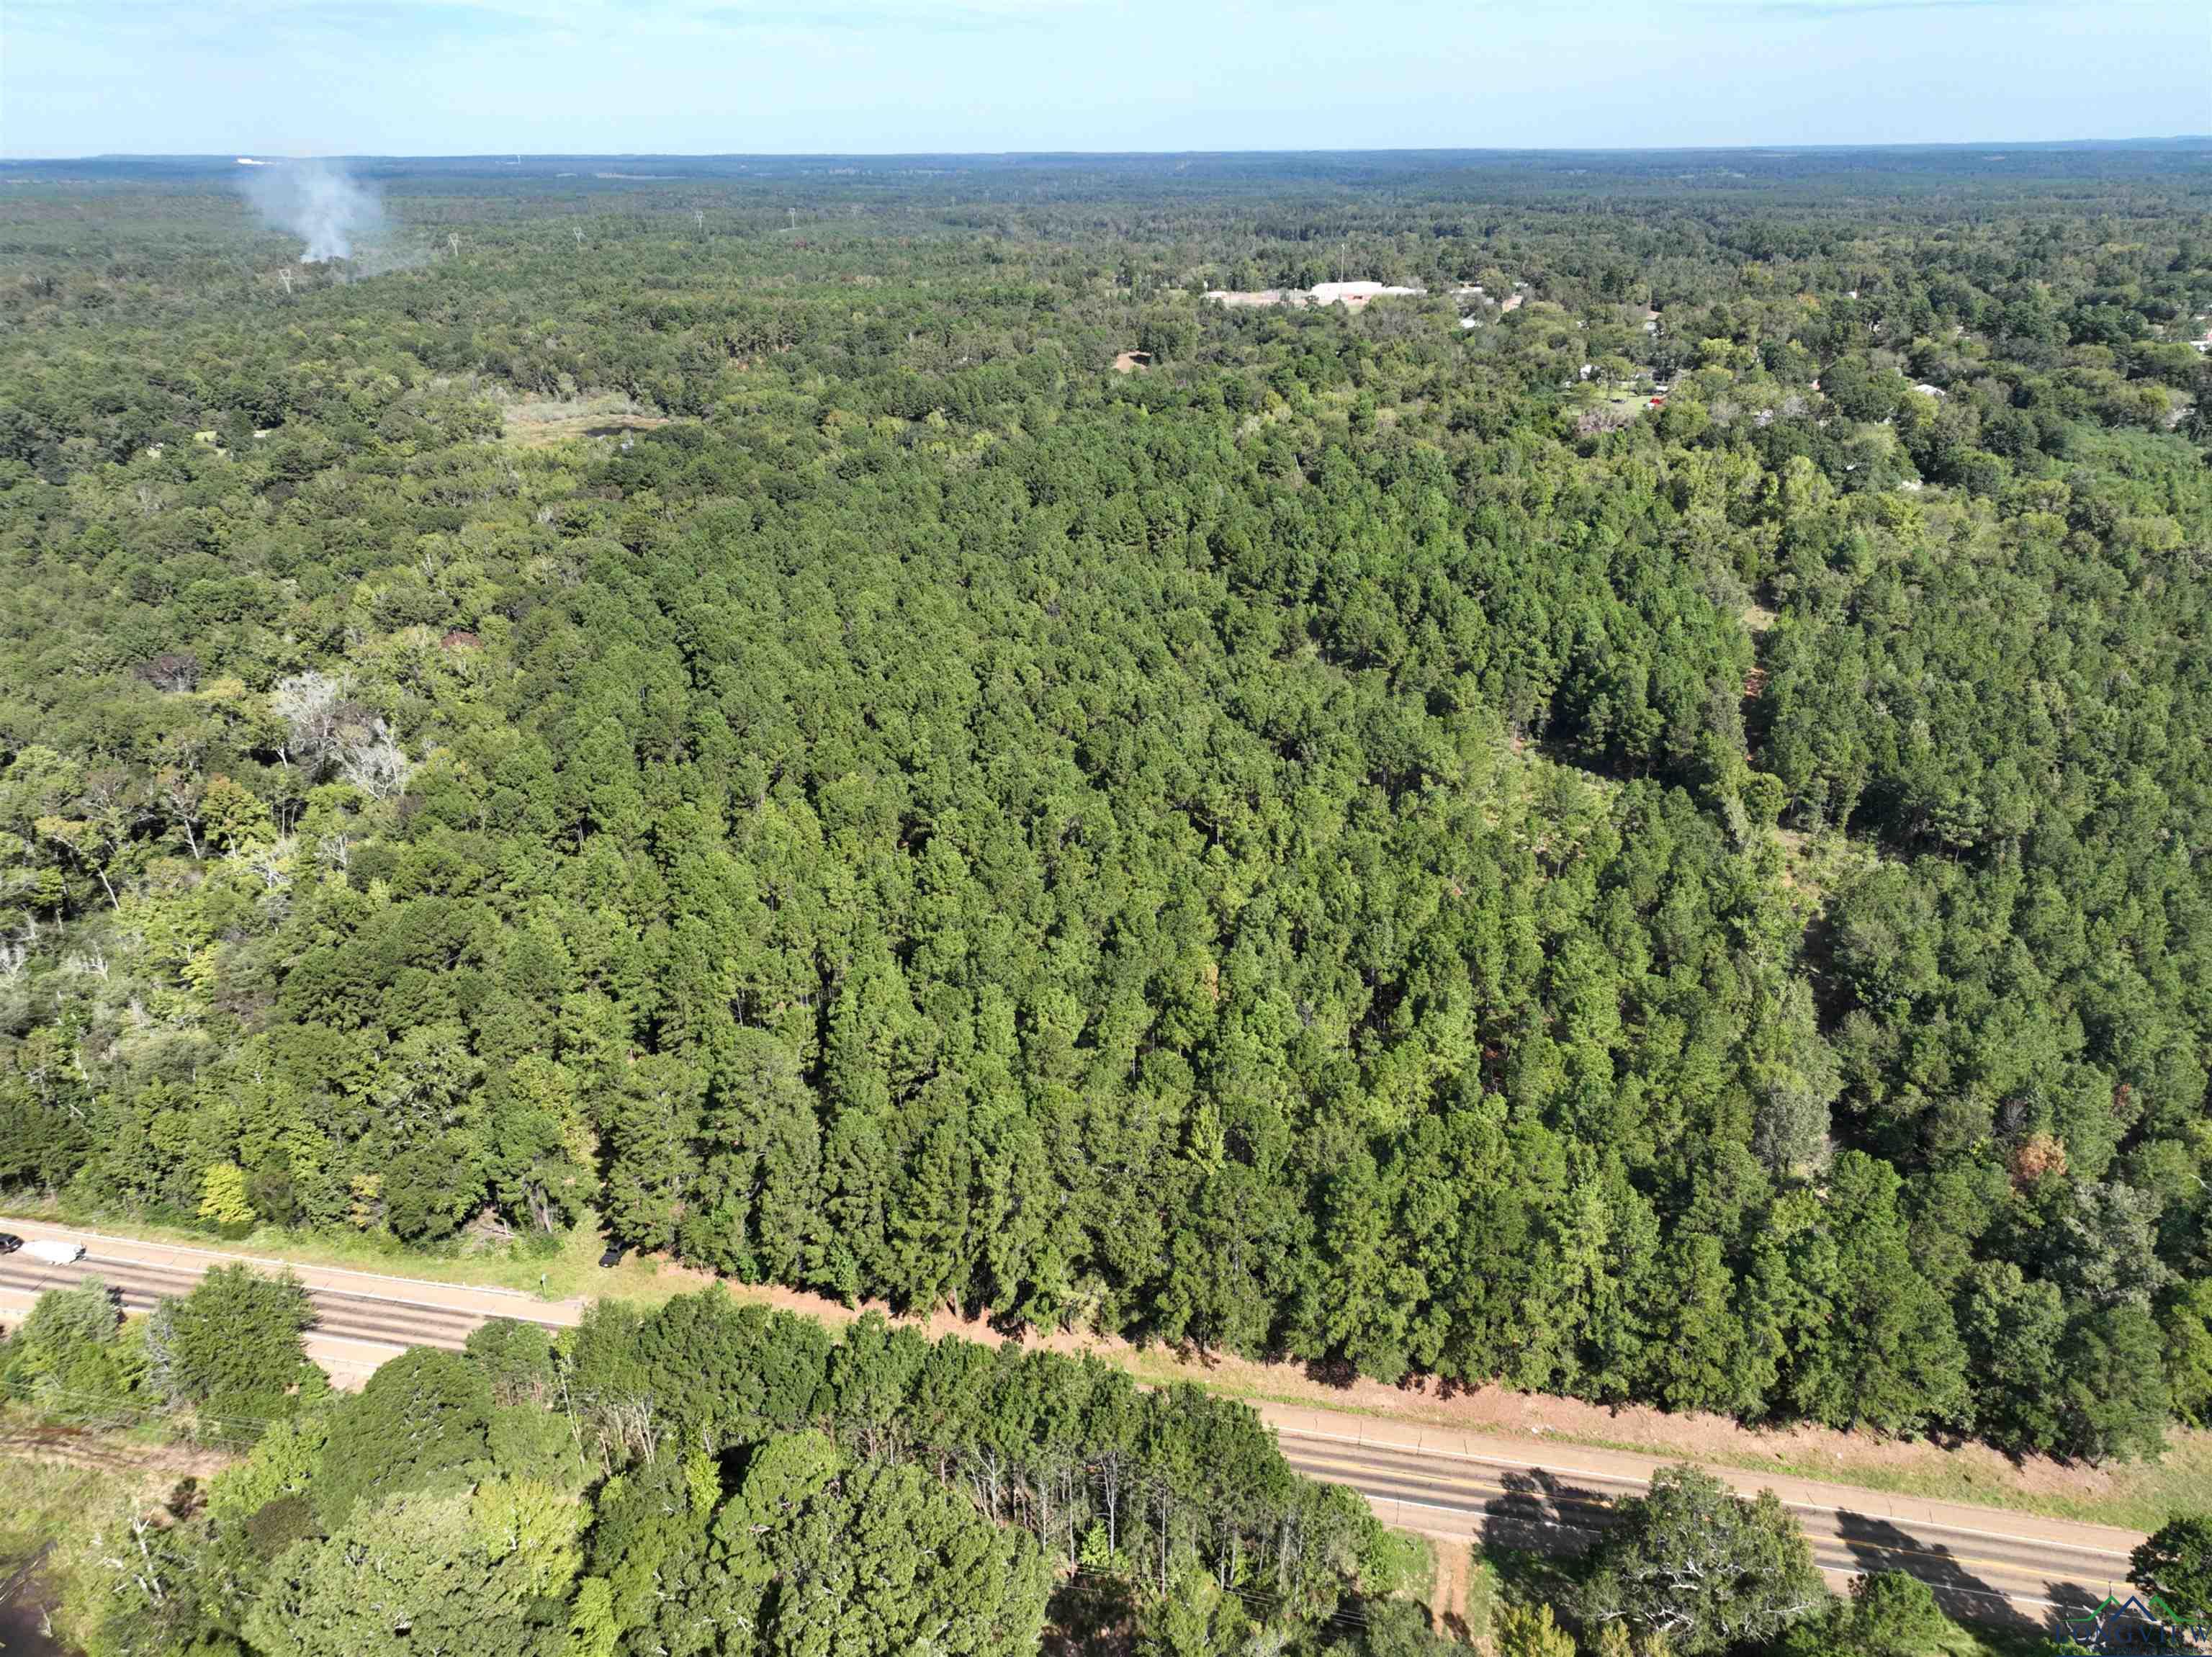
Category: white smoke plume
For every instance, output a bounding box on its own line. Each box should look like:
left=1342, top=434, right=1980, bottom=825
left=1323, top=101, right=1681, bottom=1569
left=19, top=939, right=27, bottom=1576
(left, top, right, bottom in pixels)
left=240, top=159, right=385, bottom=264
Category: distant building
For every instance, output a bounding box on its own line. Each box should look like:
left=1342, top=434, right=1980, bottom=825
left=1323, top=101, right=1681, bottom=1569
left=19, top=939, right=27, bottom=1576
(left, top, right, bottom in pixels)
left=1202, top=281, right=1424, bottom=312
left=1307, top=280, right=1424, bottom=310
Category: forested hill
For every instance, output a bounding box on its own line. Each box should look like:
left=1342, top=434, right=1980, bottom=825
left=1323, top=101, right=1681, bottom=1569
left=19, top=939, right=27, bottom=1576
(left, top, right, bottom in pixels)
left=1, top=150, right=2208, bottom=1462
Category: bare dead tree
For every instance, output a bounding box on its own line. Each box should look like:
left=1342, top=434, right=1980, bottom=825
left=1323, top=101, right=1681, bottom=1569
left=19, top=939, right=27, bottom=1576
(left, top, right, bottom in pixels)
left=271, top=670, right=346, bottom=772
left=336, top=716, right=411, bottom=800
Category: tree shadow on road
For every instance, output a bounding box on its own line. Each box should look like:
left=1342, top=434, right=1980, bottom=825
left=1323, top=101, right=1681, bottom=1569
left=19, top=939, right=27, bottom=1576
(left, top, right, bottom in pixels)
left=1475, top=1470, right=1626, bottom=1645
left=1830, top=1507, right=2052, bottom=1638
left=1477, top=1466, right=1618, bottom=1598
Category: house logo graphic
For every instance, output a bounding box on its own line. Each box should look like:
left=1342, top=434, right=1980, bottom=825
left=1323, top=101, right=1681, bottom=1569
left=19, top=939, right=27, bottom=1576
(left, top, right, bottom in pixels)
left=2059, top=1592, right=2211, bottom=1652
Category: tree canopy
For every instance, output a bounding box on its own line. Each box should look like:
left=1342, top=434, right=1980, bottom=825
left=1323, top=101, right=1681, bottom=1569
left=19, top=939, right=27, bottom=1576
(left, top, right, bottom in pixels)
left=50, top=1286, right=1418, bottom=1657
left=1, top=146, right=2208, bottom=1463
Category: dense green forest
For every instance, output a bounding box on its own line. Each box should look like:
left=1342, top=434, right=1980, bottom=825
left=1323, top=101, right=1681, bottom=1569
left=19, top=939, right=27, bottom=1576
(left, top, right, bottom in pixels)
left=1, top=149, right=2210, bottom=1474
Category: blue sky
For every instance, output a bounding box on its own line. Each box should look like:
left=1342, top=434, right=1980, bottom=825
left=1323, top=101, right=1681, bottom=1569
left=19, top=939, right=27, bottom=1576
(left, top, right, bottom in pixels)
left=2, top=0, right=2205, bottom=157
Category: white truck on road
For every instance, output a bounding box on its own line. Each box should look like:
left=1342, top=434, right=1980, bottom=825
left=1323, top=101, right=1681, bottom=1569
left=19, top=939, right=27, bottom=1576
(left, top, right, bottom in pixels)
left=22, top=1239, right=86, bottom=1265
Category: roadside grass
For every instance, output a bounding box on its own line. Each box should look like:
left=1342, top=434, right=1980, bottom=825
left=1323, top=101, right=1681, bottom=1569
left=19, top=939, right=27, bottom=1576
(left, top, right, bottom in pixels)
left=1457, top=1545, right=1501, bottom=1643
left=0, top=1452, right=125, bottom=1562
left=1936, top=1625, right=2065, bottom=1657
left=0, top=1450, right=148, bottom=1656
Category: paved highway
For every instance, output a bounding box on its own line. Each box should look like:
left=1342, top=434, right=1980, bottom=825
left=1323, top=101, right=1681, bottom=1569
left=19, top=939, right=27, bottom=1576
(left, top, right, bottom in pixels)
left=0, top=1245, right=569, bottom=1368
left=0, top=1239, right=2139, bottom=1633
left=1272, top=1431, right=2128, bottom=1630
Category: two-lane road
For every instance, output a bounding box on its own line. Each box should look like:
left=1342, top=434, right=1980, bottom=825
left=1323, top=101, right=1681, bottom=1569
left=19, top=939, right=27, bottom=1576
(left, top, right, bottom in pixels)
left=0, top=1231, right=2143, bottom=1632
left=0, top=1236, right=573, bottom=1378
left=0, top=1251, right=523, bottom=1354
left=1271, top=1429, right=2132, bottom=1629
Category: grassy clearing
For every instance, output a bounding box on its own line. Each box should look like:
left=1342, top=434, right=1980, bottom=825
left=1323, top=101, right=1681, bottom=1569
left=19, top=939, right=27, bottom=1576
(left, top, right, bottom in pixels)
left=1773, top=822, right=1880, bottom=907
left=0, top=1451, right=150, bottom=1657
left=0, top=1452, right=125, bottom=1558
left=0, top=1449, right=147, bottom=1534
left=497, top=390, right=671, bottom=449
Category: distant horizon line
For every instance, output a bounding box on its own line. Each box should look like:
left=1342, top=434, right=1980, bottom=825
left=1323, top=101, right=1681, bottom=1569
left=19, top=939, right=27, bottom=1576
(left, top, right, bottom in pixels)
left=6, top=135, right=2210, bottom=166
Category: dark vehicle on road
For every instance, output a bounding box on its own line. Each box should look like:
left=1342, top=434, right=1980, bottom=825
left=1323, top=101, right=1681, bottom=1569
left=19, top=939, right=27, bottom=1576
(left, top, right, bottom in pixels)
left=0, top=1234, right=19, bottom=1254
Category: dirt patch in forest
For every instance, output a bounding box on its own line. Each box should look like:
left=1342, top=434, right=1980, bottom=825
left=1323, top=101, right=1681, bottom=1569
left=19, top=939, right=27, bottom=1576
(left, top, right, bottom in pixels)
left=1425, top=1537, right=1475, bottom=1642
left=1774, top=825, right=1817, bottom=898
left=1111, top=350, right=1152, bottom=374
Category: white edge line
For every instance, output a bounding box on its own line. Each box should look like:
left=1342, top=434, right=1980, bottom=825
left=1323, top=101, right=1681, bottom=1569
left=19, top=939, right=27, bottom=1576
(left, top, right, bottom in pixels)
left=1274, top=1427, right=2137, bottom=1560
